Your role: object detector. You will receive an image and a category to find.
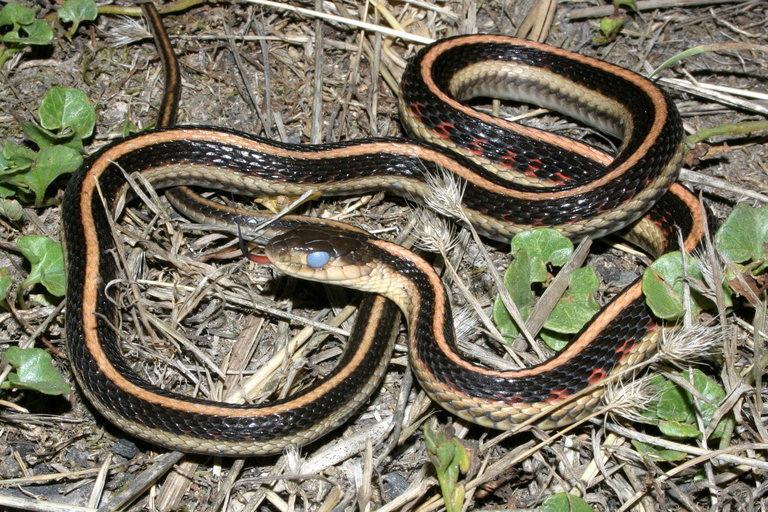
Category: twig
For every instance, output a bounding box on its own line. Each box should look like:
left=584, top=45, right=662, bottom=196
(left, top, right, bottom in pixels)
left=244, top=0, right=434, bottom=44
left=567, top=0, right=748, bottom=20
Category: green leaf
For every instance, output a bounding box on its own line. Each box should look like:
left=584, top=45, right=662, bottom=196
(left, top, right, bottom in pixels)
left=642, top=266, right=684, bottom=319
left=0, top=183, right=15, bottom=197
left=658, top=420, right=702, bottom=438
left=653, top=377, right=692, bottom=423
left=16, top=19, right=53, bottom=45
left=540, top=493, right=595, bottom=512
left=493, top=249, right=535, bottom=339
left=493, top=230, right=592, bottom=347
left=62, top=133, right=85, bottom=153
left=20, top=121, right=55, bottom=149
left=715, top=202, right=768, bottom=266
left=1, top=139, right=36, bottom=173
left=510, top=228, right=573, bottom=281
left=686, top=369, right=728, bottom=438
left=600, top=16, right=625, bottom=38
left=424, top=419, right=471, bottom=512
left=17, top=235, right=66, bottom=297
left=641, top=371, right=728, bottom=440
left=0, top=3, right=53, bottom=46
left=540, top=329, right=569, bottom=351
left=16, top=145, right=82, bottom=204
left=539, top=267, right=600, bottom=350
left=1, top=346, right=70, bottom=395
left=0, top=4, right=36, bottom=28
left=451, top=485, right=465, bottom=512
left=510, top=228, right=573, bottom=265
left=503, top=248, right=535, bottom=308
left=38, top=87, right=95, bottom=139
left=437, top=441, right=455, bottom=470
left=593, top=15, right=625, bottom=44
left=121, top=118, right=138, bottom=138
left=0, top=267, right=10, bottom=303
left=0, top=197, right=23, bottom=220
left=630, top=440, right=687, bottom=462
left=642, top=252, right=712, bottom=320
left=58, top=0, right=98, bottom=36
left=544, top=267, right=600, bottom=334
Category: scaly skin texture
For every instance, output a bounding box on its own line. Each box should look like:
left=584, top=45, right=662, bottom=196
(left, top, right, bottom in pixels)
left=266, top=185, right=703, bottom=431
left=63, top=35, right=699, bottom=455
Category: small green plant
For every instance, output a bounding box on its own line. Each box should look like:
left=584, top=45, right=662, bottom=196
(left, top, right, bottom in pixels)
left=0, top=235, right=65, bottom=310
left=715, top=202, right=768, bottom=303
left=632, top=369, right=730, bottom=461
left=496, top=203, right=765, bottom=345
left=1, top=346, right=70, bottom=395
left=541, top=493, right=595, bottom=512
left=1, top=1, right=98, bottom=215
left=424, top=420, right=471, bottom=512
left=642, top=251, right=723, bottom=320
left=0, top=87, right=94, bottom=214
left=592, top=0, right=637, bottom=45
left=58, top=0, right=98, bottom=37
left=17, top=235, right=66, bottom=298
left=0, top=0, right=98, bottom=67
left=645, top=202, right=767, bottom=317
left=0, top=3, right=54, bottom=68
left=492, top=229, right=600, bottom=350
left=627, top=204, right=766, bottom=461
left=0, top=1, right=83, bottom=403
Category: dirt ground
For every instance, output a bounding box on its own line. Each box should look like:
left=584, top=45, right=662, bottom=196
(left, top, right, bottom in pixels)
left=0, top=0, right=767, bottom=510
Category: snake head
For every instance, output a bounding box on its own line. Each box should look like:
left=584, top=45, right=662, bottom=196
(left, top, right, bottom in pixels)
left=265, top=226, right=381, bottom=289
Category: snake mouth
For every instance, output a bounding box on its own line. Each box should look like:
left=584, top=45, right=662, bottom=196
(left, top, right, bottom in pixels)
left=247, top=252, right=271, bottom=265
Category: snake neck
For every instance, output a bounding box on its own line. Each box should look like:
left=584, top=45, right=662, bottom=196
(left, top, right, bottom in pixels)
left=366, top=239, right=457, bottom=350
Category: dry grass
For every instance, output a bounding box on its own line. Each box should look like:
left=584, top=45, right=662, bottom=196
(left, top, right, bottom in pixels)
left=0, top=0, right=767, bottom=510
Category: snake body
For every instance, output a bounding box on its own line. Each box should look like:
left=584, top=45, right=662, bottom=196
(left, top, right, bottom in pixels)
left=62, top=10, right=703, bottom=455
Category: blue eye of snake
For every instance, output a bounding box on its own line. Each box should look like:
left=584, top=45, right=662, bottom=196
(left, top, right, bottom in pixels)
left=306, top=251, right=330, bottom=269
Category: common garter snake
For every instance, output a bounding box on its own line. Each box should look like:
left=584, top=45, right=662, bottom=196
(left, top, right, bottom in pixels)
left=62, top=5, right=704, bottom=455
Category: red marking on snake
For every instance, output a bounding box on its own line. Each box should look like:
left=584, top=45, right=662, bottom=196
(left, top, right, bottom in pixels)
left=615, top=340, right=633, bottom=355
left=433, top=122, right=455, bottom=138
left=499, top=151, right=518, bottom=169
left=467, top=137, right=487, bottom=156
left=588, top=367, right=607, bottom=386
left=410, top=102, right=425, bottom=117
left=547, top=388, right=570, bottom=402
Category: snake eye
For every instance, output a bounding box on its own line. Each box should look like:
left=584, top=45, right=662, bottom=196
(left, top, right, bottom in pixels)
left=306, top=250, right=331, bottom=269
